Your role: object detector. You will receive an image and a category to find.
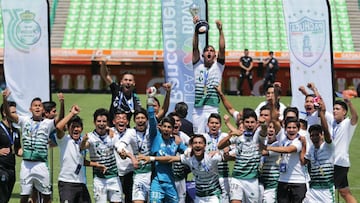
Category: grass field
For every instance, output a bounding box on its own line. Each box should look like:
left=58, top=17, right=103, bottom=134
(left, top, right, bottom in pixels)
left=6, top=93, right=360, bottom=202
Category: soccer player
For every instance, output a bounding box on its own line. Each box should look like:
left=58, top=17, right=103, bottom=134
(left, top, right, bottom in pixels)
left=0, top=101, right=21, bottom=203
left=218, top=109, right=267, bottom=203
left=302, top=98, right=335, bottom=203
left=80, top=108, right=123, bottom=203
left=139, top=134, right=226, bottom=203
left=192, top=16, right=225, bottom=134
left=3, top=89, right=55, bottom=203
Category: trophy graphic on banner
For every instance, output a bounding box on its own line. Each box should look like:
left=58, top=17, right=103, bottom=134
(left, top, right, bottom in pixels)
left=189, top=3, right=209, bottom=34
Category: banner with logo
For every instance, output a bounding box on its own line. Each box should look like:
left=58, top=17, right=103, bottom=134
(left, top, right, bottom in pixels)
left=161, top=0, right=207, bottom=121
left=1, top=0, right=50, bottom=116
left=283, top=0, right=333, bottom=115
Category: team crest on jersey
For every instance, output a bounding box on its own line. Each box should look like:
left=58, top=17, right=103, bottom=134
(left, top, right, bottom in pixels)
left=289, top=16, right=326, bottom=67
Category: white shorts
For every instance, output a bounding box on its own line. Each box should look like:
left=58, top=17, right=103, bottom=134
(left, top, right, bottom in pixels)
left=219, top=177, right=230, bottom=203
left=20, top=160, right=51, bottom=195
left=175, top=179, right=186, bottom=203
left=193, top=105, right=219, bottom=133
left=93, top=176, right=123, bottom=203
left=304, top=187, right=335, bottom=203
left=195, top=195, right=221, bottom=203
left=263, top=188, right=276, bottom=203
left=230, top=178, right=259, bottom=203
left=132, top=172, right=151, bottom=201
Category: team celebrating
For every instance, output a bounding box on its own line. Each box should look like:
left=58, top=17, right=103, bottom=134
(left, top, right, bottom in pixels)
left=0, top=17, right=358, bottom=203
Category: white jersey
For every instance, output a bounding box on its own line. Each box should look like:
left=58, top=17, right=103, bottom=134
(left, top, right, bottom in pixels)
left=113, top=128, right=136, bottom=176
left=277, top=134, right=307, bottom=183
left=180, top=152, right=222, bottom=197
left=329, top=117, right=357, bottom=167
left=57, top=134, right=86, bottom=184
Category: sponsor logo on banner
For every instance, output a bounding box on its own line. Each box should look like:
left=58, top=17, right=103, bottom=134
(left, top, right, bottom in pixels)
left=6, top=10, right=41, bottom=53
left=289, top=17, right=326, bottom=67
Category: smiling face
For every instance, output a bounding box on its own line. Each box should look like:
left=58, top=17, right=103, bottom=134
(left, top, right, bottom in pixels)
left=159, top=121, right=173, bottom=139
left=120, top=73, right=135, bottom=94
left=113, top=113, right=128, bottom=133
left=30, top=100, right=44, bottom=120
left=285, top=121, right=299, bottom=139
left=171, top=115, right=181, bottom=135
left=94, top=115, right=108, bottom=135
left=134, top=112, right=148, bottom=132
left=304, top=95, right=316, bottom=114
left=191, top=136, right=206, bottom=159
left=267, top=122, right=277, bottom=144
left=69, top=122, right=83, bottom=141
left=243, top=117, right=257, bottom=132
left=333, top=104, right=347, bottom=123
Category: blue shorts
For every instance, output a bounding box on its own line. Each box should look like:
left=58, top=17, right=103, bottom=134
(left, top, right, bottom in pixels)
left=150, top=178, right=178, bottom=203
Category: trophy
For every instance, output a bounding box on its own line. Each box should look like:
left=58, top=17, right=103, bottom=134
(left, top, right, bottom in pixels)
left=189, top=3, right=209, bottom=34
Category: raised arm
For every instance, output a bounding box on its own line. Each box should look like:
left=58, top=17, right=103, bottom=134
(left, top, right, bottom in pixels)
left=2, top=89, right=18, bottom=123
left=80, top=134, right=90, bottom=150
left=56, top=105, right=80, bottom=139
left=216, top=84, right=237, bottom=116
left=192, top=16, right=200, bottom=64
left=216, top=20, right=225, bottom=61
left=100, top=59, right=113, bottom=86
left=137, top=154, right=181, bottom=164
left=156, top=83, right=171, bottom=121
left=345, top=98, right=358, bottom=125
left=318, top=98, right=331, bottom=143
left=55, top=93, right=65, bottom=124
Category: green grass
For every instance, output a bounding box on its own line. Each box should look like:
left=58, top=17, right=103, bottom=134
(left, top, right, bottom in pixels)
left=7, top=94, right=360, bottom=202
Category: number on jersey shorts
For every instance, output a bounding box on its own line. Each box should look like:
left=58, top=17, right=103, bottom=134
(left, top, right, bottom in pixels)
left=230, top=178, right=259, bottom=202
left=132, top=172, right=151, bottom=201
left=93, top=176, right=123, bottom=202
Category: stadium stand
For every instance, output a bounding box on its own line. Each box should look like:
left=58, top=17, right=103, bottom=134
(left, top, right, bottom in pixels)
left=57, top=0, right=358, bottom=52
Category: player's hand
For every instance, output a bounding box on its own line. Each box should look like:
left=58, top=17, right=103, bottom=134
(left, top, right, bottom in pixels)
left=215, top=20, right=222, bottom=30
left=2, top=89, right=10, bottom=98
left=137, top=154, right=150, bottom=164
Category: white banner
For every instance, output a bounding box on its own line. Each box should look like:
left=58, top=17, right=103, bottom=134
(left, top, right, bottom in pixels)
left=1, top=0, right=50, bottom=116
left=283, top=0, right=333, bottom=115
left=161, top=0, right=207, bottom=121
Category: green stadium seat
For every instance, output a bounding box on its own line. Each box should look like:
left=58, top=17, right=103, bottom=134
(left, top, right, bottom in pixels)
left=98, top=41, right=111, bottom=49
left=123, top=41, right=135, bottom=50
left=73, top=40, right=87, bottom=48
left=62, top=41, right=74, bottom=49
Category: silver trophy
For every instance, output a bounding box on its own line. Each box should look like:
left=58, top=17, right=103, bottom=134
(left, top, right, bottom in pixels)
left=189, top=3, right=209, bottom=34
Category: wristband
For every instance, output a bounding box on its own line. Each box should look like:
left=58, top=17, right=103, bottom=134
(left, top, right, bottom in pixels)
left=149, top=156, right=155, bottom=162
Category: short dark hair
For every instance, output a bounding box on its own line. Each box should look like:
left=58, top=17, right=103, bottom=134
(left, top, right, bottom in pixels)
left=0, top=101, right=16, bottom=118
left=189, top=134, right=206, bottom=145
left=175, top=102, right=188, bottom=118
left=42, top=101, right=56, bottom=113
left=308, top=124, right=322, bottom=135
left=160, top=116, right=175, bottom=128
left=113, top=109, right=129, bottom=121
left=31, top=97, right=42, bottom=105
left=207, top=113, right=221, bottom=124
left=202, top=45, right=215, bottom=53
left=284, top=117, right=300, bottom=128
left=93, top=108, right=109, bottom=122
left=133, top=108, right=148, bottom=121
left=121, top=71, right=135, bottom=80
left=283, top=107, right=299, bottom=120
left=244, top=48, right=249, bottom=51
left=269, top=51, right=274, bottom=55
left=243, top=108, right=257, bottom=121
left=167, top=112, right=181, bottom=119
left=68, top=115, right=83, bottom=129
left=299, top=119, right=308, bottom=129
left=334, top=100, right=348, bottom=113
